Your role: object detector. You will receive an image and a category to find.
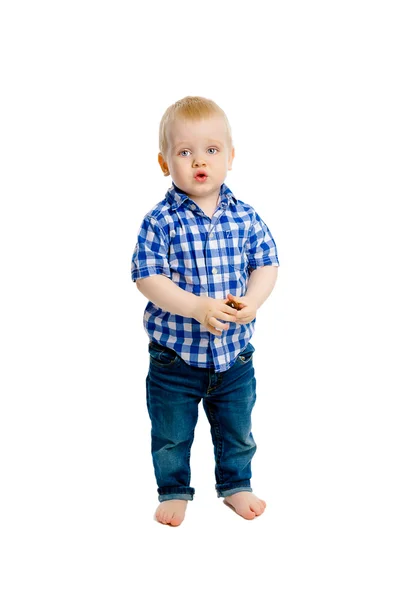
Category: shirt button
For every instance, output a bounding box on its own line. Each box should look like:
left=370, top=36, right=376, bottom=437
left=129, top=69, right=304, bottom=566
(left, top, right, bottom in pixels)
left=209, top=232, right=214, bottom=238
left=212, top=267, right=218, bottom=274
left=170, top=231, right=176, bottom=237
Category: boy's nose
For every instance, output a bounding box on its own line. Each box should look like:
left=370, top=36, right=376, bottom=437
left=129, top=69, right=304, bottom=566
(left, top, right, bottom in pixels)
left=192, top=156, right=206, bottom=167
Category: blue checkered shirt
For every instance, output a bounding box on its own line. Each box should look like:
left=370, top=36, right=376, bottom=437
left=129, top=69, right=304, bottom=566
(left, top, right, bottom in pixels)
left=131, top=182, right=279, bottom=372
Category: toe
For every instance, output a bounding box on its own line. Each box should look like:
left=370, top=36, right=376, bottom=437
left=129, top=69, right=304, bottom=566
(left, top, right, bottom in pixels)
left=255, top=500, right=267, bottom=515
left=251, top=503, right=263, bottom=516
left=170, top=513, right=183, bottom=527
left=243, top=508, right=256, bottom=520
left=155, top=506, right=168, bottom=524
left=155, top=511, right=164, bottom=524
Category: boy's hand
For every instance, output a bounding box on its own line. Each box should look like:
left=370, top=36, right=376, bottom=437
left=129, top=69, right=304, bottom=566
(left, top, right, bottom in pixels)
left=192, top=296, right=238, bottom=336
left=225, top=293, right=257, bottom=324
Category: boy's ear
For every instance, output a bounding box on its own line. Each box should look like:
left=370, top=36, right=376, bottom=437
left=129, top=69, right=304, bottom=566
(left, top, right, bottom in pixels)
left=228, top=146, right=235, bottom=171
left=158, top=153, right=170, bottom=176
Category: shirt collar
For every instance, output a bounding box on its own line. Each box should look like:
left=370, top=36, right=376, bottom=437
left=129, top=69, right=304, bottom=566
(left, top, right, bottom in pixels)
left=166, top=181, right=237, bottom=212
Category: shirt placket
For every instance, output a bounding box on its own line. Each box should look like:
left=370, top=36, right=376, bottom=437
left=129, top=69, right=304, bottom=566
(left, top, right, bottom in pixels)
left=207, top=205, right=227, bottom=359
left=207, top=204, right=226, bottom=292
left=186, top=200, right=227, bottom=367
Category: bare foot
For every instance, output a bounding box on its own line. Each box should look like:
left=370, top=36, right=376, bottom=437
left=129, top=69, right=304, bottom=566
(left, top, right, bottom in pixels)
left=223, top=491, right=266, bottom=520
left=154, top=500, right=188, bottom=527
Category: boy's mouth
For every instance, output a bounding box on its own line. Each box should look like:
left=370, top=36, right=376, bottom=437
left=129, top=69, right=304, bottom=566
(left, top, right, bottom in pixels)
left=194, top=171, right=208, bottom=182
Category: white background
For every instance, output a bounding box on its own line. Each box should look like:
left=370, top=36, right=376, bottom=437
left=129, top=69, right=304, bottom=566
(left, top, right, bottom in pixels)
left=1, top=1, right=399, bottom=598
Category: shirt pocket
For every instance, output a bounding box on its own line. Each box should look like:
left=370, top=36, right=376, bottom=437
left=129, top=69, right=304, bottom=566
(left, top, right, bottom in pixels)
left=223, top=226, right=247, bottom=267
left=220, top=226, right=249, bottom=287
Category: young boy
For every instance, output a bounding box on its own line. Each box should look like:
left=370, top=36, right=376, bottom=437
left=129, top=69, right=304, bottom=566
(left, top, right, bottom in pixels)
left=131, top=96, right=279, bottom=526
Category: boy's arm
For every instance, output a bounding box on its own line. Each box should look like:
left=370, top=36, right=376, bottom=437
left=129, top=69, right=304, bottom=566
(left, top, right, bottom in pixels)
left=228, top=266, right=278, bottom=325
left=136, top=275, right=238, bottom=335
left=244, top=265, right=278, bottom=309
left=136, top=275, right=198, bottom=319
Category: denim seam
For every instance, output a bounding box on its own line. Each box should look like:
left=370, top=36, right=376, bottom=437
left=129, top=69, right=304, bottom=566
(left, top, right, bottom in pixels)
left=206, top=374, right=222, bottom=395
left=186, top=438, right=192, bottom=488
left=209, top=406, right=224, bottom=483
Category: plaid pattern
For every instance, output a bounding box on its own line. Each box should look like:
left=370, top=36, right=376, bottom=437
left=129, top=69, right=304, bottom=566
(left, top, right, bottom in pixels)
left=131, top=182, right=279, bottom=372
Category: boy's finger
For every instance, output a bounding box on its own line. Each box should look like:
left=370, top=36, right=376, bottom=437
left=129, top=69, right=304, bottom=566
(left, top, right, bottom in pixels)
left=225, top=298, right=242, bottom=311
left=223, top=302, right=238, bottom=314
left=212, top=317, right=230, bottom=330
left=227, top=293, right=239, bottom=301
left=219, top=311, right=237, bottom=322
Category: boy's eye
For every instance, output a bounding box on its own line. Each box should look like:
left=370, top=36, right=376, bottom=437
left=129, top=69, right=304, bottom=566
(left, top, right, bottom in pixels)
left=179, top=148, right=218, bottom=157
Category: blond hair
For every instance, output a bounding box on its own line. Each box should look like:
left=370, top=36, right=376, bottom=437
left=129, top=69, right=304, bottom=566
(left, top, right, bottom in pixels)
left=159, top=96, right=233, bottom=157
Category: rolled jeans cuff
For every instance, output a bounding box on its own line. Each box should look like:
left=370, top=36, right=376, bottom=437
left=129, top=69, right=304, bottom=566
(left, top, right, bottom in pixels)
left=158, top=486, right=195, bottom=502
left=216, top=482, right=253, bottom=498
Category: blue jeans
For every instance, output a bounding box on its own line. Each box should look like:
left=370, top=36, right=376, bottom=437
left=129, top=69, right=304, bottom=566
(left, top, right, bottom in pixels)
left=146, top=340, right=257, bottom=502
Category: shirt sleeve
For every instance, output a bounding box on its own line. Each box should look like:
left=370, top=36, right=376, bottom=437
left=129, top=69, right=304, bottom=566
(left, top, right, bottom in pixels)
left=131, top=216, right=171, bottom=282
left=245, top=211, right=280, bottom=269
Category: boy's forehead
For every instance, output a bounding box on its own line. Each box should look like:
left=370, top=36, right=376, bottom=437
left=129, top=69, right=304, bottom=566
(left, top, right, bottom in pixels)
left=167, top=115, right=228, bottom=147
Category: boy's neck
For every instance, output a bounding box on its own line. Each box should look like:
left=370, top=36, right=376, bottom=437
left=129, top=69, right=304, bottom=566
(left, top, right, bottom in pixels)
left=172, top=183, right=221, bottom=208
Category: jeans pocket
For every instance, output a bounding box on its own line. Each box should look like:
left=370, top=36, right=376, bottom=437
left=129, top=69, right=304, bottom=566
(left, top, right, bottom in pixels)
left=236, top=342, right=255, bottom=365
left=148, top=342, right=180, bottom=367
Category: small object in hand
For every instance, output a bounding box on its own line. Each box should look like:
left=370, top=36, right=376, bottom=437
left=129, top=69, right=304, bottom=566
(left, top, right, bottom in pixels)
left=226, top=299, right=242, bottom=310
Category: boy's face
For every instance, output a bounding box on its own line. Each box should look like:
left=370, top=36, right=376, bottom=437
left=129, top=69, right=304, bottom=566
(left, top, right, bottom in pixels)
left=158, top=115, right=235, bottom=202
